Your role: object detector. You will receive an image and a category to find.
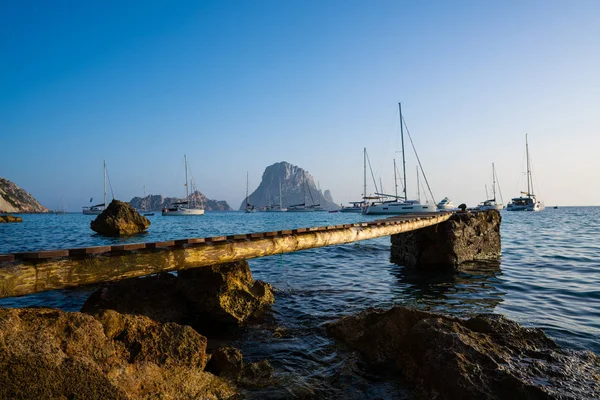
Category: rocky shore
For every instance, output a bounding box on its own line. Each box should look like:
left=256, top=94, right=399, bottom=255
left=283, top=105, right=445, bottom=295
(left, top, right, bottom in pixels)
left=0, top=260, right=275, bottom=399
left=327, top=306, right=600, bottom=399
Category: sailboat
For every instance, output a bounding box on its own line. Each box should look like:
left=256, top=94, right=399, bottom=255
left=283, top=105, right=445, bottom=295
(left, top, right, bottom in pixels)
left=161, top=155, right=205, bottom=216
left=83, top=160, right=108, bottom=215
left=507, top=134, right=544, bottom=212
left=477, top=163, right=504, bottom=211
left=288, top=171, right=324, bottom=212
left=244, top=172, right=257, bottom=213
left=364, top=103, right=436, bottom=215
left=263, top=179, right=287, bottom=212
left=138, top=186, right=155, bottom=216
left=340, top=148, right=368, bottom=213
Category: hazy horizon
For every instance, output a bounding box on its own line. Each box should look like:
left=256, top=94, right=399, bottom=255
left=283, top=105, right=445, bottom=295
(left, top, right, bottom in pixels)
left=2, top=1, right=599, bottom=210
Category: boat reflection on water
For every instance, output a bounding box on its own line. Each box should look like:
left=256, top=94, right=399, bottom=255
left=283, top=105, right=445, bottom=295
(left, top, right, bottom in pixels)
left=389, top=260, right=505, bottom=314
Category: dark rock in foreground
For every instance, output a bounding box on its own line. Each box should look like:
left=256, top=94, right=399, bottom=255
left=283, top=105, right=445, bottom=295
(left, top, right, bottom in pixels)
left=0, top=214, right=22, bottom=223
left=82, top=260, right=274, bottom=330
left=391, top=209, right=501, bottom=268
left=0, top=307, right=236, bottom=399
left=206, top=346, right=275, bottom=388
left=90, top=199, right=150, bottom=236
left=327, top=306, right=600, bottom=400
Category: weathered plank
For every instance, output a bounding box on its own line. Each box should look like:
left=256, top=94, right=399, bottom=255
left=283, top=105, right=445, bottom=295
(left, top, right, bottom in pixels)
left=0, top=213, right=453, bottom=298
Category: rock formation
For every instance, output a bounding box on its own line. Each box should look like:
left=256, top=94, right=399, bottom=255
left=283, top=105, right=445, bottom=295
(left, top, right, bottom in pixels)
left=90, top=199, right=150, bottom=236
left=0, top=307, right=236, bottom=399
left=391, top=209, right=501, bottom=268
left=0, top=177, right=48, bottom=213
left=327, top=306, right=600, bottom=400
left=129, top=191, right=231, bottom=211
left=81, top=260, right=274, bottom=331
left=0, top=215, right=23, bottom=223
left=238, top=162, right=338, bottom=211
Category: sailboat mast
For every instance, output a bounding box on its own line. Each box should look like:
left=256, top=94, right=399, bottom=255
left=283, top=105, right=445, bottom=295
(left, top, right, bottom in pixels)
left=363, top=148, right=367, bottom=201
left=394, top=159, right=398, bottom=198
left=246, top=171, right=249, bottom=206
left=526, top=134, right=533, bottom=196
left=492, top=163, right=496, bottom=201
left=184, top=155, right=189, bottom=202
left=103, top=160, right=106, bottom=207
left=399, top=103, right=408, bottom=201
left=416, top=166, right=420, bottom=202
left=279, top=178, right=283, bottom=208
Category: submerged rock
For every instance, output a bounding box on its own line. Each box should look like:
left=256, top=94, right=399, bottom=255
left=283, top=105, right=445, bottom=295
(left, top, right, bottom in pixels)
left=82, top=260, right=274, bottom=330
left=90, top=199, right=150, bottom=236
left=327, top=306, right=600, bottom=400
left=0, top=214, right=22, bottom=223
left=0, top=307, right=236, bottom=399
left=206, top=346, right=274, bottom=388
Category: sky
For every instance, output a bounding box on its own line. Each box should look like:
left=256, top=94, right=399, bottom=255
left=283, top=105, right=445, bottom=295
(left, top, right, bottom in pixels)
left=1, top=0, right=599, bottom=210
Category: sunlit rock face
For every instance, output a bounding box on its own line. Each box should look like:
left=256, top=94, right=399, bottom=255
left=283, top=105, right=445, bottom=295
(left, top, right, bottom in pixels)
left=81, top=260, right=274, bottom=330
left=238, top=161, right=338, bottom=210
left=0, top=177, right=48, bottom=213
left=327, top=306, right=600, bottom=400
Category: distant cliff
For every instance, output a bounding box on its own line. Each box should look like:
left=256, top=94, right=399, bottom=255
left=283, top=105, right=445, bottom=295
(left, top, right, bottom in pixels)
left=239, top=162, right=338, bottom=211
left=129, top=191, right=231, bottom=211
left=0, top=177, right=48, bottom=213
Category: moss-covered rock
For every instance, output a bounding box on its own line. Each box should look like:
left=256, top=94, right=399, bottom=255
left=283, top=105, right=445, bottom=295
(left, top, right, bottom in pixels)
left=0, top=307, right=236, bottom=399
left=90, top=199, right=150, bottom=236
left=0, top=214, right=22, bottom=223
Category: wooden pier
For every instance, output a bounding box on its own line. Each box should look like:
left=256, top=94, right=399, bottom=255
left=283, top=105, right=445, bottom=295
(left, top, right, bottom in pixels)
left=0, top=213, right=453, bottom=299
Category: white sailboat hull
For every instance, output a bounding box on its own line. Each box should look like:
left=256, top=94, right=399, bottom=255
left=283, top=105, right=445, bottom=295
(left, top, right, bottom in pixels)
left=161, top=207, right=205, bottom=216
left=82, top=208, right=104, bottom=215
left=363, top=202, right=435, bottom=215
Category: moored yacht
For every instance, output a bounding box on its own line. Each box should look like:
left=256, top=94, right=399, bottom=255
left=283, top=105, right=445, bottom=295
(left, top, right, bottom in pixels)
left=83, top=160, right=108, bottom=215
left=436, top=197, right=455, bottom=210
left=477, top=163, right=504, bottom=211
left=162, top=155, right=205, bottom=216
left=363, top=103, right=437, bottom=216
left=507, top=135, right=544, bottom=212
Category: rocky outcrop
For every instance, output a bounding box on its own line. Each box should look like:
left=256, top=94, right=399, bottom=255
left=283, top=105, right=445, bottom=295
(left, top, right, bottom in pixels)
left=238, top=162, right=338, bottom=211
left=0, top=177, right=48, bottom=213
left=391, top=209, right=501, bottom=268
left=206, top=347, right=275, bottom=388
left=90, top=199, right=150, bottom=236
left=0, top=214, right=22, bottom=223
left=0, top=307, right=236, bottom=399
left=129, top=191, right=231, bottom=211
left=327, top=306, right=600, bottom=400
left=81, top=260, right=274, bottom=330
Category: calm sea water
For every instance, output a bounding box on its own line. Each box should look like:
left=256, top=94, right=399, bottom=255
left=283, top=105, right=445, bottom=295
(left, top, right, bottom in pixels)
left=1, top=208, right=598, bottom=398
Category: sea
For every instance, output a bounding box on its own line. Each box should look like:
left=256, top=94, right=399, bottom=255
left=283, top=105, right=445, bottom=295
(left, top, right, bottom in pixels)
left=1, top=207, right=599, bottom=399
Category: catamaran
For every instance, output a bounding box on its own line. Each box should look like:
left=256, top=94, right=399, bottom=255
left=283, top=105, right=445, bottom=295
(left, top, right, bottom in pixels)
left=162, top=155, right=205, bottom=216
left=363, top=103, right=436, bottom=215
left=83, top=160, right=108, bottom=215
left=507, top=134, right=544, bottom=212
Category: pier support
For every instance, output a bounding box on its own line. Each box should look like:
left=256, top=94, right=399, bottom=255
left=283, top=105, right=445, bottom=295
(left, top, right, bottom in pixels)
left=390, top=210, right=501, bottom=268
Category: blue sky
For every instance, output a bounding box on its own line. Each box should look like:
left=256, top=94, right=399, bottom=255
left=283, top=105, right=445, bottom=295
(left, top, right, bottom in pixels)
left=1, top=0, right=599, bottom=210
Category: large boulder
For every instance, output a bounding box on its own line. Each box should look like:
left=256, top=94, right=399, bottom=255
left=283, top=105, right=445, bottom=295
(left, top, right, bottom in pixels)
left=81, top=260, right=275, bottom=330
left=90, top=199, right=150, bottom=236
left=0, top=307, right=236, bottom=399
left=0, top=214, right=22, bottom=223
left=327, top=306, right=600, bottom=399
left=391, top=209, right=501, bottom=268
